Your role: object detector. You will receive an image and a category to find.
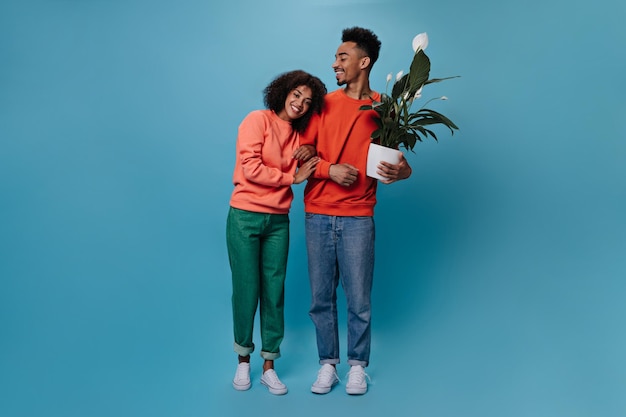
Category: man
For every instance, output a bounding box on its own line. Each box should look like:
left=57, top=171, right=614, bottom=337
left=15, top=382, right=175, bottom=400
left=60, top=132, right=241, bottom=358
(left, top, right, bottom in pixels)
left=301, top=27, right=412, bottom=395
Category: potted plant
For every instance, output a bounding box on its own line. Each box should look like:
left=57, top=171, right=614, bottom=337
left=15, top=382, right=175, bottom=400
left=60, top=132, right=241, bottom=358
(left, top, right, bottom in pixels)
left=361, top=32, right=459, bottom=180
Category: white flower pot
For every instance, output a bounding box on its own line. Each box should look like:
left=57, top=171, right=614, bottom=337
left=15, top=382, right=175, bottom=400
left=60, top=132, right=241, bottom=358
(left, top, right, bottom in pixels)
left=366, top=143, right=402, bottom=180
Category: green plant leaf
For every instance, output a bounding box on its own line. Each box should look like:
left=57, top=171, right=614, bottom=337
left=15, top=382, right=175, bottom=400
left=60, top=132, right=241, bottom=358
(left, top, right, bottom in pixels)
left=408, top=50, right=430, bottom=94
left=424, top=75, right=461, bottom=85
left=414, top=126, right=438, bottom=141
left=416, top=108, right=459, bottom=130
left=391, top=74, right=410, bottom=100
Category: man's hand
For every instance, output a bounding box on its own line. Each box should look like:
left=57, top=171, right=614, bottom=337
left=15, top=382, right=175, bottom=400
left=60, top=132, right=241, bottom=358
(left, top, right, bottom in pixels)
left=329, top=163, right=359, bottom=187
left=293, top=145, right=316, bottom=161
left=377, top=154, right=412, bottom=184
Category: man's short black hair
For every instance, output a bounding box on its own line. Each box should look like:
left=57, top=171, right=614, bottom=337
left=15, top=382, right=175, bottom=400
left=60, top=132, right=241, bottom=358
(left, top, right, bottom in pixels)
left=342, top=26, right=381, bottom=65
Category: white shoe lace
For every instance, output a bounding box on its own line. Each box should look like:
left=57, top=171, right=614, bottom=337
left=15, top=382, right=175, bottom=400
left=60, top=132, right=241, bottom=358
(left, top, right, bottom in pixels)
left=235, top=363, right=249, bottom=381
left=263, top=369, right=284, bottom=387
left=317, top=365, right=339, bottom=385
left=347, top=366, right=370, bottom=386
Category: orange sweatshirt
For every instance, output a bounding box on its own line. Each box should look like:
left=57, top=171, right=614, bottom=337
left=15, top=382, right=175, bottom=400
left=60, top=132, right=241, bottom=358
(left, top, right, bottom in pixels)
left=301, top=89, right=381, bottom=216
left=229, top=110, right=299, bottom=214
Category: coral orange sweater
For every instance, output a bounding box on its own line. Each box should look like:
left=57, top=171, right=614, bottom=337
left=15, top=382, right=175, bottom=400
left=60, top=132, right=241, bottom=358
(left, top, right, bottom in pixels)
left=301, top=89, right=381, bottom=216
left=229, top=110, right=299, bottom=214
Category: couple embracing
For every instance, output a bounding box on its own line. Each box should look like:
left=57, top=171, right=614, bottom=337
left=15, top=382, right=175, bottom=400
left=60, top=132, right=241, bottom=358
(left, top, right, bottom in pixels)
left=226, top=27, right=412, bottom=396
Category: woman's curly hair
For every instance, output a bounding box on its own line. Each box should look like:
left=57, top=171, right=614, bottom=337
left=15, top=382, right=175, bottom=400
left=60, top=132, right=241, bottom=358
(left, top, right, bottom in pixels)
left=342, top=26, right=381, bottom=66
left=263, top=70, right=327, bottom=133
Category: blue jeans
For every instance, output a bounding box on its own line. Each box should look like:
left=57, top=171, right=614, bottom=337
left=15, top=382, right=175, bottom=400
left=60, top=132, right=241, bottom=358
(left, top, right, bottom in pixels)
left=305, top=213, right=375, bottom=367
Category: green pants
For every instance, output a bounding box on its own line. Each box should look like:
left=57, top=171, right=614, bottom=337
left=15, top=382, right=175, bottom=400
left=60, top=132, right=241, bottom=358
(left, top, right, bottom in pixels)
left=226, top=207, right=289, bottom=360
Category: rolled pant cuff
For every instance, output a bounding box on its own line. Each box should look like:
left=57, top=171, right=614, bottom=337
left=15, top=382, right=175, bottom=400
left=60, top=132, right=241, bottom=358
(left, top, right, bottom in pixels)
left=319, top=359, right=340, bottom=365
left=234, top=342, right=254, bottom=357
left=261, top=350, right=281, bottom=360
left=347, top=359, right=368, bottom=367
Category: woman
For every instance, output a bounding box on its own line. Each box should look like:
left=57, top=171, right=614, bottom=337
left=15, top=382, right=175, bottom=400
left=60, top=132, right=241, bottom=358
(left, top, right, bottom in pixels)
left=226, top=70, right=326, bottom=395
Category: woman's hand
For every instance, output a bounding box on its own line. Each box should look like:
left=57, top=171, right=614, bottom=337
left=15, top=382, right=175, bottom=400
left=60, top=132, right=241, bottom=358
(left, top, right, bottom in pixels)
left=293, top=145, right=316, bottom=161
left=294, top=156, right=320, bottom=184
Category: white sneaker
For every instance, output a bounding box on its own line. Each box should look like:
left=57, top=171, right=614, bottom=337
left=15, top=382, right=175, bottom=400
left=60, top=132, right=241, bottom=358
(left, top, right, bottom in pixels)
left=345, top=365, right=369, bottom=395
left=232, top=362, right=251, bottom=391
left=260, top=369, right=288, bottom=395
left=311, top=364, right=339, bottom=394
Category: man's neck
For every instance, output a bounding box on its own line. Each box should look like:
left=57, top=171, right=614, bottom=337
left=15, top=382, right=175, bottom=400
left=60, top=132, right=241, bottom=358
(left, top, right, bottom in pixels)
left=343, top=79, right=373, bottom=100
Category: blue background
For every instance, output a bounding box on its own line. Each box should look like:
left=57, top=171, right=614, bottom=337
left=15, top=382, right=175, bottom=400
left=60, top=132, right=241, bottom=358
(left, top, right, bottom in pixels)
left=2, top=0, right=625, bottom=416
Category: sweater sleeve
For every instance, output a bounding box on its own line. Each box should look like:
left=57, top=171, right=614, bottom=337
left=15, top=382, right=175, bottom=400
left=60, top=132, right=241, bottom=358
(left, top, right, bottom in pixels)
left=312, top=160, right=332, bottom=180
left=301, top=108, right=332, bottom=179
left=238, top=112, right=295, bottom=187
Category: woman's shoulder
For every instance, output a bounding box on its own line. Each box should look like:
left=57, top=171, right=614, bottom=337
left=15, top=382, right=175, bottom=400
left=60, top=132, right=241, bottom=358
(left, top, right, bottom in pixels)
left=244, top=109, right=272, bottom=120
left=240, top=109, right=274, bottom=127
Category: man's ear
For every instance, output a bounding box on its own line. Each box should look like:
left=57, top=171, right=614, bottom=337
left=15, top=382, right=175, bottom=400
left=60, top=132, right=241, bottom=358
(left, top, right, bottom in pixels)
left=360, top=56, right=371, bottom=70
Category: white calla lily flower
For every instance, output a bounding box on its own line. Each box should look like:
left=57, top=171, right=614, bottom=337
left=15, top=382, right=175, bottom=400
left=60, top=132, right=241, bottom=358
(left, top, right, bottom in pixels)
left=412, top=32, right=429, bottom=52
left=395, top=70, right=404, bottom=82
left=386, top=73, right=392, bottom=83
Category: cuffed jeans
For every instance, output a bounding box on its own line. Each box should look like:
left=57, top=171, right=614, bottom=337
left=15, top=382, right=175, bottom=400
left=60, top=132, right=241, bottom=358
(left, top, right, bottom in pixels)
left=305, top=213, right=375, bottom=367
left=226, top=207, right=289, bottom=360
